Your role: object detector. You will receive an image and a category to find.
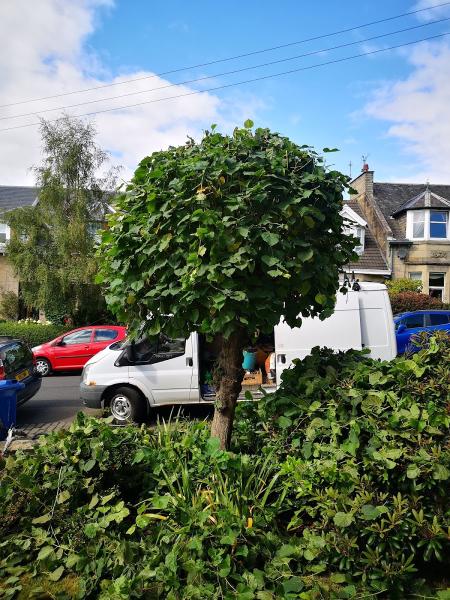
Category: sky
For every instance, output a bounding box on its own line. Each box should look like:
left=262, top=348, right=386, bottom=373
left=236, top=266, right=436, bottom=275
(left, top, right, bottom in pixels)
left=1, top=0, right=450, bottom=186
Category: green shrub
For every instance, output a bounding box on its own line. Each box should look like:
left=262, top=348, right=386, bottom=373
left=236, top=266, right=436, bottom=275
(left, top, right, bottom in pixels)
left=390, top=291, right=444, bottom=314
left=386, top=278, right=422, bottom=294
left=0, top=291, right=18, bottom=320
left=0, top=321, right=70, bottom=347
left=0, top=336, right=449, bottom=599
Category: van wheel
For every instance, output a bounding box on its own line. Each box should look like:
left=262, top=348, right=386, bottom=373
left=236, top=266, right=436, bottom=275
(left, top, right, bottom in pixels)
left=36, top=358, right=51, bottom=377
left=108, top=387, right=146, bottom=424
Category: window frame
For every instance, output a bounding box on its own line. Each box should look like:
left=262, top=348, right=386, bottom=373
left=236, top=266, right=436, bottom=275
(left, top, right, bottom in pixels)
left=61, top=329, right=93, bottom=345
left=430, top=210, right=448, bottom=239
left=93, top=328, right=119, bottom=343
left=428, top=272, right=446, bottom=301
left=407, top=209, right=450, bottom=241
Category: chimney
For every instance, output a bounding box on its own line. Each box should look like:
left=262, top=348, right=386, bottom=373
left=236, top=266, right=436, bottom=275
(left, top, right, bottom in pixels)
left=350, top=163, right=374, bottom=198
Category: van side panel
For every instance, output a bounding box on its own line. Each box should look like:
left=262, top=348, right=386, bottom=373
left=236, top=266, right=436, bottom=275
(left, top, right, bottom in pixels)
left=358, top=290, right=397, bottom=361
left=274, top=291, right=362, bottom=382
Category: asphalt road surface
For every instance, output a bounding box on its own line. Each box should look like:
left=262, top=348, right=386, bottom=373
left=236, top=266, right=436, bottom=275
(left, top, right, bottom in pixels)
left=15, top=373, right=213, bottom=433
left=16, top=372, right=87, bottom=427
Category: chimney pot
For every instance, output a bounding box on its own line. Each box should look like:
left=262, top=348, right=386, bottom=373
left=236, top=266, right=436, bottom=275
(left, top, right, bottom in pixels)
left=362, top=163, right=369, bottom=172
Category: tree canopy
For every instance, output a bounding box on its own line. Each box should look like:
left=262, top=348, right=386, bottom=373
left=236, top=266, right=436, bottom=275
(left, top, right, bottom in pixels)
left=98, top=122, right=357, bottom=446
left=5, top=115, right=118, bottom=324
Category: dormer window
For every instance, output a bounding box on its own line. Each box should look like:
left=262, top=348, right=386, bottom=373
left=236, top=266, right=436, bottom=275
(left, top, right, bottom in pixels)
left=407, top=209, right=450, bottom=240
left=340, top=204, right=367, bottom=255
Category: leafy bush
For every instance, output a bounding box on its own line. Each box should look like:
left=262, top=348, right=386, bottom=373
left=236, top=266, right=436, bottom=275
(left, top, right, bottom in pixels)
left=390, top=291, right=444, bottom=314
left=0, top=291, right=19, bottom=321
left=0, top=336, right=449, bottom=599
left=386, top=278, right=422, bottom=294
left=0, top=321, right=70, bottom=347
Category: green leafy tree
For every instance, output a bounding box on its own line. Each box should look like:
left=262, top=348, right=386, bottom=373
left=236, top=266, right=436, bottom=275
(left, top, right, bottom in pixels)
left=5, top=115, right=119, bottom=324
left=98, top=122, right=357, bottom=448
left=386, top=277, right=422, bottom=294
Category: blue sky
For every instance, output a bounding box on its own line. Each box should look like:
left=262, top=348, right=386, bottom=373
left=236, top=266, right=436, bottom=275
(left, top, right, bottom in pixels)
left=1, top=0, right=450, bottom=184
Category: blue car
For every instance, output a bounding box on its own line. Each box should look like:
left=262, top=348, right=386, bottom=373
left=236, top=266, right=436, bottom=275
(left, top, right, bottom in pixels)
left=394, top=310, right=450, bottom=354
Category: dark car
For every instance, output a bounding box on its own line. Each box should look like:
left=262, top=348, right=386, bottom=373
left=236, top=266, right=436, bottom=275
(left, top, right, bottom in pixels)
left=0, top=338, right=41, bottom=405
left=394, top=310, right=450, bottom=354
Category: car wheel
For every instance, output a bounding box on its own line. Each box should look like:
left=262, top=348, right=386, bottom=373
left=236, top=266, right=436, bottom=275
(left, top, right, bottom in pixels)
left=108, top=386, right=146, bottom=424
left=36, top=358, right=51, bottom=377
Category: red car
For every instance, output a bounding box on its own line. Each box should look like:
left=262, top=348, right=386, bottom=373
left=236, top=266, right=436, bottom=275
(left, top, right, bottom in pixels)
left=31, top=326, right=127, bottom=376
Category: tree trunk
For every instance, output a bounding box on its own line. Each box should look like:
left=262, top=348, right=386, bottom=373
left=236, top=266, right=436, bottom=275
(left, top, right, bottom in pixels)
left=210, top=330, right=246, bottom=449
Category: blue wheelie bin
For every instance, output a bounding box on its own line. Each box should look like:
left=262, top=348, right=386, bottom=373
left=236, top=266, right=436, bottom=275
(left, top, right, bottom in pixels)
left=0, top=380, right=25, bottom=441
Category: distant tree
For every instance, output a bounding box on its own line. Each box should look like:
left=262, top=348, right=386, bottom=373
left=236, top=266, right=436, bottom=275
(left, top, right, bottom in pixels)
left=5, top=115, right=120, bottom=324
left=386, top=278, right=422, bottom=295
left=98, top=122, right=357, bottom=448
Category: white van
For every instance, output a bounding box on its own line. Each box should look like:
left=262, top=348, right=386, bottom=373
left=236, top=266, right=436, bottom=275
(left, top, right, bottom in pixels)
left=80, top=282, right=396, bottom=423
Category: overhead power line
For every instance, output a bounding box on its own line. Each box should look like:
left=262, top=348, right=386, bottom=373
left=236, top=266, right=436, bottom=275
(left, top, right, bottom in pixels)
left=1, top=1, right=450, bottom=109
left=2, top=17, right=449, bottom=122
left=0, top=31, right=448, bottom=134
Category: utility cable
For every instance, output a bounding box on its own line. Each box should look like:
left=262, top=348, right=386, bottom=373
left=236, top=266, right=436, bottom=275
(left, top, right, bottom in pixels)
left=0, top=0, right=449, bottom=109
left=2, top=16, right=448, bottom=122
left=1, top=31, right=448, bottom=134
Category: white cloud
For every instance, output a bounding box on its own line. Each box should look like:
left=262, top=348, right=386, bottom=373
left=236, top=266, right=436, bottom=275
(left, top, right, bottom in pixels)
left=413, top=0, right=450, bottom=21
left=364, top=40, right=450, bottom=182
left=0, top=0, right=264, bottom=185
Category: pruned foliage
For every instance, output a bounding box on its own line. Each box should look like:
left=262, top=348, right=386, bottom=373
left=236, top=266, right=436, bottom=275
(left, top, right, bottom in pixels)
left=0, top=335, right=449, bottom=599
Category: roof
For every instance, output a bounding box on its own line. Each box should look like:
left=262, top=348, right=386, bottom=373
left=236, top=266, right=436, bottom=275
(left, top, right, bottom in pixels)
left=0, top=186, right=38, bottom=213
left=391, top=189, right=450, bottom=216
left=345, top=200, right=389, bottom=273
left=373, top=182, right=450, bottom=219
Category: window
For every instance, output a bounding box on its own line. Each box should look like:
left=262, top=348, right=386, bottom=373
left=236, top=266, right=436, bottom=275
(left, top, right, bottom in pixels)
left=62, top=329, right=93, bottom=345
left=403, top=314, right=425, bottom=329
left=343, top=224, right=365, bottom=254
left=408, top=209, right=450, bottom=240
left=430, top=211, right=448, bottom=239
left=429, top=272, right=445, bottom=300
left=130, top=334, right=186, bottom=364
left=408, top=272, right=422, bottom=281
left=412, top=210, right=425, bottom=238
left=1, top=342, right=32, bottom=376
left=94, top=329, right=119, bottom=342
left=0, top=223, right=10, bottom=243
left=428, top=313, right=449, bottom=326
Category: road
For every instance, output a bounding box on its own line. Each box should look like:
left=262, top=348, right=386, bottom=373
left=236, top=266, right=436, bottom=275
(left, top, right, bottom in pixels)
left=15, top=373, right=213, bottom=437
left=16, top=372, right=90, bottom=434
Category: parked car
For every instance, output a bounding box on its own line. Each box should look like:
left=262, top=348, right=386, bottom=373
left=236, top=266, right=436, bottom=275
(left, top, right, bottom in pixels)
left=81, top=282, right=397, bottom=423
left=0, top=338, right=41, bottom=404
left=32, top=325, right=127, bottom=376
left=394, top=310, right=450, bottom=354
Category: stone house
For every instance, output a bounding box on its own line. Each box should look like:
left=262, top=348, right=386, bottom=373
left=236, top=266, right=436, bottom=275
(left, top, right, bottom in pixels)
left=0, top=186, right=38, bottom=297
left=349, top=166, right=450, bottom=302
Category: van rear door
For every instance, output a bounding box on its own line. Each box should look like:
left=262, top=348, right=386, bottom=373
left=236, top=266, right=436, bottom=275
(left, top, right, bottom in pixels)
left=274, top=290, right=361, bottom=383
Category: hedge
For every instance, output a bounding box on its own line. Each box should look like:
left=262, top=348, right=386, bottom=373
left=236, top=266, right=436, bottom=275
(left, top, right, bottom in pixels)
left=0, top=321, right=70, bottom=347
left=390, top=291, right=446, bottom=314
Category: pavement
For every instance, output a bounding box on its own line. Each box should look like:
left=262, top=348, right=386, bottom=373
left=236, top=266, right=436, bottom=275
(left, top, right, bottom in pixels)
left=15, top=372, right=99, bottom=439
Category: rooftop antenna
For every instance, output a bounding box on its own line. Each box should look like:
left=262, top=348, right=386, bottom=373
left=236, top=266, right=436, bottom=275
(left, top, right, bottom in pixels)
left=361, top=154, right=370, bottom=172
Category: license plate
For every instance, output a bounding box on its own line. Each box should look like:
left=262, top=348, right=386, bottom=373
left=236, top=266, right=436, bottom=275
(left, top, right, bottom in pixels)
left=16, top=369, right=30, bottom=381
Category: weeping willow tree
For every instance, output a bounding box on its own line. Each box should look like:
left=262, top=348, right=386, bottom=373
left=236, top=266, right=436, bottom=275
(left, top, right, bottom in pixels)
left=5, top=115, right=120, bottom=324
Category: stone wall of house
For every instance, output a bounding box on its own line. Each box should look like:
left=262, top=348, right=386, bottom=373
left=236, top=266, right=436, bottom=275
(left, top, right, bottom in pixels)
left=0, top=255, right=19, bottom=296
left=392, top=242, right=450, bottom=302
left=350, top=171, right=392, bottom=260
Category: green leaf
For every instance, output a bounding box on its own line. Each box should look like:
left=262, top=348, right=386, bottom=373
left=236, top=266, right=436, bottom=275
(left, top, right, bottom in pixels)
left=330, top=573, right=347, bottom=583
left=315, top=293, right=327, bottom=305
left=261, top=255, right=279, bottom=267
left=433, top=464, right=450, bottom=480
left=84, top=523, right=98, bottom=539
left=277, top=544, right=297, bottom=558
left=49, top=565, right=64, bottom=582
left=83, top=458, right=96, bottom=472
left=282, top=577, right=303, bottom=594
left=57, top=490, right=71, bottom=504
left=333, top=512, right=354, bottom=528
left=260, top=232, right=279, bottom=246
left=406, top=464, right=420, bottom=479
left=276, top=415, right=292, bottom=429
left=360, top=504, right=380, bottom=521
left=244, top=119, right=254, bottom=129
left=37, top=546, right=54, bottom=561
left=32, top=513, right=51, bottom=525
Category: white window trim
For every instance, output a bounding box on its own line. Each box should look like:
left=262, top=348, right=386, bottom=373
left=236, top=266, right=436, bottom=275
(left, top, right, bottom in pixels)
left=407, top=209, right=450, bottom=241
left=429, top=272, right=446, bottom=300
left=0, top=223, right=11, bottom=252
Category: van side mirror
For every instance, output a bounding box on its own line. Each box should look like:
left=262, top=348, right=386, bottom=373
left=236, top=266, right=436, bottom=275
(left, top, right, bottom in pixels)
left=397, top=324, right=406, bottom=334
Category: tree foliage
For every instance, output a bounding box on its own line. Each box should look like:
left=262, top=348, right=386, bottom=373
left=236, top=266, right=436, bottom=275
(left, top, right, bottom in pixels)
left=5, top=116, right=119, bottom=324
left=386, top=278, right=422, bottom=295
left=98, top=123, right=357, bottom=446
